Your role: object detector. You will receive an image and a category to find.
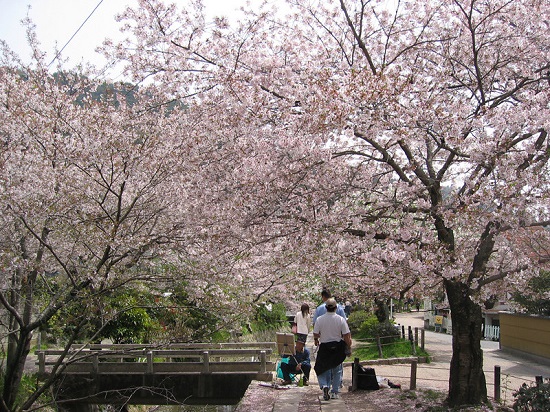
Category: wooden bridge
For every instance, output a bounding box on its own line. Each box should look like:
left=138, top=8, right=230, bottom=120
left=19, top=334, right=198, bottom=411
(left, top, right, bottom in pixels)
left=36, top=342, right=277, bottom=410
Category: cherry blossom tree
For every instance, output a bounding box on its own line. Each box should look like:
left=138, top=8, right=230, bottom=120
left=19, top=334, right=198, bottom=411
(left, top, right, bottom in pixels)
left=0, top=18, right=335, bottom=408
left=0, top=40, right=267, bottom=408
left=0, top=60, right=184, bottom=409
left=107, top=0, right=550, bottom=407
left=2, top=0, right=549, bottom=408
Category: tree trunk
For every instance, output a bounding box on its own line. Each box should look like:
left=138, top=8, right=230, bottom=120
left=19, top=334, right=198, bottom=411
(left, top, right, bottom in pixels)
left=444, top=279, right=487, bottom=407
left=3, top=329, right=32, bottom=411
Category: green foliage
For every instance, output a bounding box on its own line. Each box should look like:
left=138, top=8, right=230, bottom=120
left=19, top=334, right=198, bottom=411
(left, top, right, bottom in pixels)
left=354, top=313, right=400, bottom=344
left=513, top=380, right=550, bottom=412
left=44, top=298, right=101, bottom=344
left=44, top=279, right=231, bottom=345
left=129, top=282, right=227, bottom=343
left=512, top=270, right=550, bottom=316
left=347, top=309, right=372, bottom=334
left=100, top=292, right=159, bottom=344
left=249, top=302, right=288, bottom=333
left=0, top=372, right=52, bottom=410
left=374, top=322, right=402, bottom=344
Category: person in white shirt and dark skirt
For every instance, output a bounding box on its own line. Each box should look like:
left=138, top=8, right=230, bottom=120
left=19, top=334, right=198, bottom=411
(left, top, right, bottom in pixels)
left=294, top=303, right=311, bottom=343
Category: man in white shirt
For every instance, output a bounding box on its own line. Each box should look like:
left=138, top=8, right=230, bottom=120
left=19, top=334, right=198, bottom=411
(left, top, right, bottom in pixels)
left=313, top=298, right=352, bottom=401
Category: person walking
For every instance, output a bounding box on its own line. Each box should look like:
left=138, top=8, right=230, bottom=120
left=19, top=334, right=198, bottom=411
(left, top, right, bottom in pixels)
left=294, top=303, right=311, bottom=343
left=313, top=298, right=352, bottom=400
left=312, top=290, right=346, bottom=325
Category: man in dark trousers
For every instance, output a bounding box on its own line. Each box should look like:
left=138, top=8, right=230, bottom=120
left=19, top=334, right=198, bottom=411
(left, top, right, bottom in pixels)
left=280, top=340, right=311, bottom=385
left=313, top=298, right=352, bottom=400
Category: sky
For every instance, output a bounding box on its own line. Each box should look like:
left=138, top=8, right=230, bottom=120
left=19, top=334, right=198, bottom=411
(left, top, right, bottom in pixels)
left=0, top=0, right=251, bottom=73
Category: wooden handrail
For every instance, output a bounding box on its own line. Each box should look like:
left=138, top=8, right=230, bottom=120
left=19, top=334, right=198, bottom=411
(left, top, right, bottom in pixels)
left=36, top=345, right=276, bottom=377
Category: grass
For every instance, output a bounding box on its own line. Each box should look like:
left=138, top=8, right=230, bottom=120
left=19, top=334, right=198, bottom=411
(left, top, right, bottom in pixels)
left=352, top=338, right=430, bottom=360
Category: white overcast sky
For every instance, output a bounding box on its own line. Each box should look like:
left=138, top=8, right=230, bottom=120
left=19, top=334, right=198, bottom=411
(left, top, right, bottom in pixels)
left=0, top=0, right=254, bottom=71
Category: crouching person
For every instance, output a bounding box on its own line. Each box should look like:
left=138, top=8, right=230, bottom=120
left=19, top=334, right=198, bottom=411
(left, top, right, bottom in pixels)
left=280, top=340, right=311, bottom=385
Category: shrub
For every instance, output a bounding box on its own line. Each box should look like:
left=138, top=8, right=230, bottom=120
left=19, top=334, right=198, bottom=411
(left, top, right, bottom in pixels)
left=355, top=314, right=400, bottom=344
left=513, top=380, right=550, bottom=411
left=249, top=302, right=288, bottom=333
left=347, top=310, right=371, bottom=334
left=357, top=315, right=382, bottom=339
left=100, top=295, right=158, bottom=344
left=373, top=322, right=401, bottom=344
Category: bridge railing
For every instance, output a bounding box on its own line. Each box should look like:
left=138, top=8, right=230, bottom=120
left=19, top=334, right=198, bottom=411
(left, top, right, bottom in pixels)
left=36, top=343, right=277, bottom=381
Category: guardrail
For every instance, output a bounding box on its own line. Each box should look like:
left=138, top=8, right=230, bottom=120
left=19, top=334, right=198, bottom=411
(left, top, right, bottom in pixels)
left=36, top=343, right=276, bottom=380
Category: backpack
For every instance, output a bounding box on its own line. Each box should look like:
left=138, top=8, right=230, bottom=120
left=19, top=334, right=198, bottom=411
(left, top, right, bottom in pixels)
left=355, top=365, right=380, bottom=390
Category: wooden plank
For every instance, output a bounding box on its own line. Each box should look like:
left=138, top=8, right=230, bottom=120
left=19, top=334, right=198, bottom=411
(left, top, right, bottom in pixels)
left=60, top=361, right=276, bottom=374
left=37, top=348, right=273, bottom=357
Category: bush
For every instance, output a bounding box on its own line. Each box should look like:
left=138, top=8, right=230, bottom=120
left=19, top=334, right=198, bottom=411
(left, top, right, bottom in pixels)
left=347, top=310, right=371, bottom=334
left=513, top=380, right=550, bottom=411
left=372, top=322, right=401, bottom=344
left=100, top=294, right=158, bottom=344
left=355, top=314, right=400, bottom=344
left=357, top=315, right=382, bottom=339
left=249, top=302, right=288, bottom=333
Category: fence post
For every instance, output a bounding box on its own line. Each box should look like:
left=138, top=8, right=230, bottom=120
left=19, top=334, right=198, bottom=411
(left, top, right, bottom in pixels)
left=494, top=365, right=501, bottom=402
left=401, top=325, right=405, bottom=339
left=414, top=327, right=419, bottom=347
left=376, top=337, right=383, bottom=358
left=146, top=351, right=153, bottom=374
left=410, top=360, right=417, bottom=390
left=351, top=358, right=359, bottom=392
left=421, top=329, right=425, bottom=351
left=38, top=352, right=45, bottom=375
left=410, top=339, right=417, bottom=356
left=408, top=326, right=413, bottom=341
left=535, top=376, right=543, bottom=386
left=202, top=351, right=210, bottom=373
left=260, top=350, right=266, bottom=373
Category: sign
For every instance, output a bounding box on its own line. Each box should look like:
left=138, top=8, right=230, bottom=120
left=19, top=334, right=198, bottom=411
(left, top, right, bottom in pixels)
left=435, top=315, right=443, bottom=325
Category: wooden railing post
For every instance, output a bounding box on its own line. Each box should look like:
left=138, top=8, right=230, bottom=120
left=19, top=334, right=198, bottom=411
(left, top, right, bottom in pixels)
left=410, top=360, right=417, bottom=390
left=414, top=327, right=419, bottom=347
left=421, top=329, right=425, bottom=351
left=376, top=337, right=383, bottom=358
left=202, top=351, right=210, bottom=373
left=146, top=351, right=154, bottom=374
left=494, top=365, right=501, bottom=402
left=260, top=350, right=266, bottom=373
left=93, top=353, right=99, bottom=374
left=38, top=352, right=45, bottom=375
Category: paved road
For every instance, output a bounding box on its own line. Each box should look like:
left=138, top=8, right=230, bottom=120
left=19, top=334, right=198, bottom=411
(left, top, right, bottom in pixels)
left=392, top=311, right=550, bottom=400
